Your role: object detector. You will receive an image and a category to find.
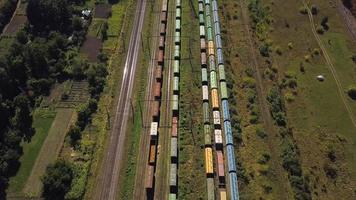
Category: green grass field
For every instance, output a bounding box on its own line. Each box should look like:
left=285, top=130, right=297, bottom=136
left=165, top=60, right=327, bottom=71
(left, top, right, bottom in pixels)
left=7, top=109, right=56, bottom=195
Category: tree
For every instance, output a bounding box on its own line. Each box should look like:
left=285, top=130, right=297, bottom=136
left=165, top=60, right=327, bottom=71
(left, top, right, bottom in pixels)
left=11, top=95, right=34, bottom=140
left=42, top=160, right=73, bottom=200
left=27, top=0, right=72, bottom=33
left=347, top=85, right=356, bottom=100
left=68, top=125, right=81, bottom=147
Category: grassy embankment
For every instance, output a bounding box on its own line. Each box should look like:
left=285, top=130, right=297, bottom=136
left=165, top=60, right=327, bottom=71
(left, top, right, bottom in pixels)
left=221, top=0, right=356, bottom=199
left=178, top=0, right=206, bottom=199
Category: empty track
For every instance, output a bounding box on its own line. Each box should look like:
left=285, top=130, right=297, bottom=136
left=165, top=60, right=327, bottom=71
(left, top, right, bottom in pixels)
left=94, top=0, right=147, bottom=199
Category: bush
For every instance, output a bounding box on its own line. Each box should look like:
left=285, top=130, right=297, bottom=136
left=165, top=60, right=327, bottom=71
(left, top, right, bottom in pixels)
left=256, top=126, right=267, bottom=138
left=242, top=77, right=256, bottom=88
left=275, top=46, right=283, bottom=55
left=68, top=125, right=81, bottom=147
left=288, top=42, right=294, bottom=49
left=259, top=43, right=270, bottom=57
left=316, top=25, right=324, bottom=34
left=347, top=85, right=356, bottom=100
left=311, top=5, right=318, bottom=15
left=42, top=160, right=73, bottom=200
left=258, top=153, right=271, bottom=164
left=285, top=92, right=295, bottom=102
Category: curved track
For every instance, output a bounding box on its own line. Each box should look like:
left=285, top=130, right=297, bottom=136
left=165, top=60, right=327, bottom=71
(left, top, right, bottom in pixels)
left=94, top=0, right=147, bottom=199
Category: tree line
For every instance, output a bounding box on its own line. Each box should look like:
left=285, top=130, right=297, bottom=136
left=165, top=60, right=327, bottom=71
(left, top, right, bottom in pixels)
left=0, top=0, right=103, bottom=198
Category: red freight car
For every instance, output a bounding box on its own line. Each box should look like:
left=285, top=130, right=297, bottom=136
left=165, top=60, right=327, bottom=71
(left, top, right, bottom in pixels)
left=158, top=50, right=164, bottom=65
left=155, top=65, right=162, bottom=81
left=171, top=121, right=178, bottom=137
left=154, top=81, right=161, bottom=99
left=161, top=11, right=167, bottom=23
left=151, top=100, right=160, bottom=119
left=159, top=36, right=165, bottom=50
left=145, top=165, right=155, bottom=190
left=216, top=151, right=225, bottom=182
left=201, top=52, right=207, bottom=67
left=200, top=38, right=206, bottom=51
left=160, top=23, right=166, bottom=36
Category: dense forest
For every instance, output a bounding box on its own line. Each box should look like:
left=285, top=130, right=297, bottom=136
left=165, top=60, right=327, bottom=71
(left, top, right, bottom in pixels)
left=0, top=0, right=106, bottom=198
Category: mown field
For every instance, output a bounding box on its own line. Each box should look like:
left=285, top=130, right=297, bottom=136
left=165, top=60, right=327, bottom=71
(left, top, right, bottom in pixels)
left=220, top=0, right=356, bottom=199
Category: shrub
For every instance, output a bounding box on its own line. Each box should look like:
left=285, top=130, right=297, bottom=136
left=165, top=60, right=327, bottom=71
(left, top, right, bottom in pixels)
left=347, top=85, right=356, bottom=100
left=313, top=48, right=320, bottom=55
left=275, top=46, right=283, bottom=55
left=299, top=6, right=308, bottom=14
left=242, top=77, right=256, bottom=88
left=316, top=25, right=324, bottom=34
left=256, top=126, right=267, bottom=138
left=68, top=125, right=81, bottom=147
left=288, top=42, right=294, bottom=49
left=258, top=153, right=271, bottom=164
left=304, top=55, right=311, bottom=62
left=259, top=44, right=270, bottom=57
left=285, top=92, right=295, bottom=102
left=311, top=5, right=318, bottom=15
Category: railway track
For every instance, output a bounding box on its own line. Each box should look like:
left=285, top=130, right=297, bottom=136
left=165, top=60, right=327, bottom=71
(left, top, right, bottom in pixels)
left=94, top=0, right=147, bottom=199
left=132, top=1, right=162, bottom=199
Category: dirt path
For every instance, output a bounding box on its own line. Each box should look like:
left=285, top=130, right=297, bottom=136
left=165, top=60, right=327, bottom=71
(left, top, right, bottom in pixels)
left=302, top=1, right=356, bottom=129
left=1, top=0, right=21, bottom=35
left=337, top=1, right=356, bottom=43
left=237, top=0, right=292, bottom=197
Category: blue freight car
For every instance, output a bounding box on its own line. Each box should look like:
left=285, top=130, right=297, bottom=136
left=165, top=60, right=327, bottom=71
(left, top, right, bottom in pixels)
left=224, top=121, right=234, bottom=145
left=226, top=144, right=237, bottom=172
left=229, top=172, right=240, bottom=200
left=217, top=48, right=224, bottom=65
left=222, top=100, right=231, bottom=120
left=215, top=35, right=222, bottom=50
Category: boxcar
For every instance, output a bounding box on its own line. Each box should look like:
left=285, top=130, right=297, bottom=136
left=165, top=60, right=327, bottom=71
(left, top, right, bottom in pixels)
left=174, top=45, right=180, bottom=59
left=201, top=68, right=208, bottom=84
left=173, top=76, right=179, bottom=94
left=200, top=25, right=206, bottom=38
left=174, top=31, right=180, bottom=45
left=200, top=38, right=206, bottom=51
left=171, top=137, right=178, bottom=158
left=220, top=81, right=228, bottom=100
left=215, top=35, right=222, bottom=50
left=151, top=100, right=160, bottom=120
left=159, top=35, right=165, bottom=50
left=207, top=26, right=213, bottom=41
left=169, top=193, right=177, bottom=200
left=145, top=165, right=154, bottom=190
left=170, top=163, right=177, bottom=187
left=199, top=2, right=204, bottom=14
left=155, top=65, right=162, bottom=81
left=176, top=0, right=181, bottom=8
left=224, top=121, right=233, bottom=145
left=199, top=13, right=205, bottom=25
left=221, top=99, right=231, bottom=121
left=202, top=85, right=209, bottom=101
left=213, top=110, right=221, bottom=126
left=175, top=19, right=181, bottom=31
left=217, top=48, right=224, bottom=65
left=149, top=144, right=156, bottom=164
left=216, top=151, right=225, bottom=179
left=203, top=101, right=210, bottom=124
left=210, top=71, right=218, bottom=89
left=173, top=60, right=180, bottom=75
left=214, top=21, right=221, bottom=35
left=220, top=189, right=227, bottom=200
left=201, top=52, right=207, bottom=67
left=207, top=178, right=215, bottom=200
left=211, top=89, right=219, bottom=110
left=158, top=49, right=164, bottom=64
left=226, top=145, right=237, bottom=173
left=150, top=122, right=158, bottom=137
left=214, top=129, right=223, bottom=145
left=171, top=121, right=178, bottom=137
left=205, top=147, right=213, bottom=174
left=154, top=81, right=161, bottom=99
left=162, top=0, right=168, bottom=12
left=176, top=8, right=181, bottom=19
left=209, top=56, right=216, bottom=71
left=160, top=23, right=166, bottom=36
left=208, top=40, right=214, bottom=56
left=172, top=94, right=179, bottom=112
left=218, top=64, right=226, bottom=81
left=212, top=0, right=218, bottom=11
left=161, top=11, right=167, bottom=23
left=229, top=172, right=240, bottom=200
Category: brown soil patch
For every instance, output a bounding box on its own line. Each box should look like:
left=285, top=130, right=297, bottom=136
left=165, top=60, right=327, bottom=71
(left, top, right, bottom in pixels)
left=80, top=35, right=102, bottom=62
left=94, top=4, right=111, bottom=19
left=3, top=15, right=27, bottom=35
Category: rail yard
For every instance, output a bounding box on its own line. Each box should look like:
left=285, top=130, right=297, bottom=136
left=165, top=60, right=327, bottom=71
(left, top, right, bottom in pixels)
left=3, top=0, right=356, bottom=199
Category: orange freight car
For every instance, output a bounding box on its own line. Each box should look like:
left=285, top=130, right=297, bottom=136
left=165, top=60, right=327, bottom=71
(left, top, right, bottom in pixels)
left=211, top=89, right=219, bottom=109
left=149, top=144, right=156, bottom=164
left=205, top=147, right=213, bottom=174
left=151, top=100, right=160, bottom=119
left=208, top=41, right=214, bottom=56
left=155, top=65, right=162, bottom=81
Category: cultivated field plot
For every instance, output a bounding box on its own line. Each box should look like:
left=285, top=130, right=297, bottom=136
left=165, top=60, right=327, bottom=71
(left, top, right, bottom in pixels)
left=22, top=108, right=75, bottom=197
left=56, top=81, right=90, bottom=108
left=3, top=15, right=27, bottom=35
left=80, top=36, right=102, bottom=62
left=95, top=4, right=111, bottom=19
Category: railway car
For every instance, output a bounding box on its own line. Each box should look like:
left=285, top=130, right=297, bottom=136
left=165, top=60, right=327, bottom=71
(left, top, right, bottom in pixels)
left=207, top=26, right=213, bottom=41
left=211, top=89, right=219, bottom=110
left=218, top=64, right=226, bottom=81
left=216, top=151, right=225, bottom=181
left=158, top=49, right=164, bottom=64
left=151, top=100, right=160, bottom=120
left=200, top=25, right=206, bottom=38
left=173, top=60, right=179, bottom=76
left=214, top=129, right=223, bottom=146
left=201, top=68, right=208, bottom=84
left=175, top=19, right=181, bottom=31
left=199, top=0, right=204, bottom=3
left=204, top=0, right=210, bottom=5
left=201, top=52, right=207, bottom=67
left=199, top=2, right=204, bottom=14
left=214, top=21, right=221, bottom=35
left=171, top=120, right=178, bottom=137
left=206, top=16, right=212, bottom=28
left=169, top=193, right=177, bottom=200
left=213, top=110, right=221, bottom=126
left=213, top=10, right=219, bottom=24
left=226, top=144, right=237, bottom=173
left=205, top=5, right=211, bottom=17
left=173, top=76, right=179, bottom=94
left=199, top=13, right=205, bottom=25
left=212, top=0, right=218, bottom=11
left=160, top=23, right=166, bottom=36
left=204, top=124, right=212, bottom=145
left=210, top=71, right=218, bottom=89
left=229, top=172, right=240, bottom=200
left=155, top=65, right=162, bottom=81
left=159, top=35, right=165, bottom=50
left=220, top=189, right=227, bottom=200
left=150, top=122, right=158, bottom=137
left=145, top=165, right=154, bottom=190
left=205, top=147, right=214, bottom=174
left=174, top=31, right=180, bottom=45
left=202, top=85, right=209, bottom=101
left=207, top=178, right=215, bottom=200
left=220, top=81, right=228, bottom=100
left=200, top=38, right=206, bottom=51
left=149, top=143, right=156, bottom=164
left=209, top=56, right=216, bottom=71
left=176, top=8, right=181, bottom=19
left=172, top=94, right=179, bottom=113
left=176, top=0, right=181, bottom=8
left=161, top=11, right=167, bottom=23
left=203, top=101, right=210, bottom=124
left=221, top=99, right=231, bottom=121
left=215, top=35, right=222, bottom=50
left=162, top=0, right=168, bottom=12
left=170, top=163, right=177, bottom=187
left=172, top=116, right=178, bottom=124
left=153, top=81, right=161, bottom=99
left=224, top=121, right=234, bottom=145
left=217, top=48, right=224, bottom=65
left=171, top=137, right=178, bottom=159
left=174, top=45, right=180, bottom=59
left=208, top=40, right=214, bottom=56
